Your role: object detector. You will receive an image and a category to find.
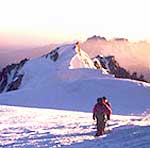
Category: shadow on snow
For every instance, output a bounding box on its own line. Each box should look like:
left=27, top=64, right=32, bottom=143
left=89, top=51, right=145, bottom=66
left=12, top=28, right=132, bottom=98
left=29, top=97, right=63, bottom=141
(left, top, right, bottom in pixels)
left=1, top=125, right=150, bottom=148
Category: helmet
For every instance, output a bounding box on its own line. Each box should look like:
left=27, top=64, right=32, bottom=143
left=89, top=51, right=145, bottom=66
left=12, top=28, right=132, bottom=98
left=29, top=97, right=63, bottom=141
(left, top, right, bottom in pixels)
left=102, top=96, right=106, bottom=100
left=97, top=97, right=102, bottom=103
left=102, top=96, right=107, bottom=102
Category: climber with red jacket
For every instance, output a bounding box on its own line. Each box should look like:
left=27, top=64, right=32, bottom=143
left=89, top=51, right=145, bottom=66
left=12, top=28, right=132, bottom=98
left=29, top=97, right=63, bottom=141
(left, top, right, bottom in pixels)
left=93, top=97, right=112, bottom=136
left=102, top=96, right=111, bottom=120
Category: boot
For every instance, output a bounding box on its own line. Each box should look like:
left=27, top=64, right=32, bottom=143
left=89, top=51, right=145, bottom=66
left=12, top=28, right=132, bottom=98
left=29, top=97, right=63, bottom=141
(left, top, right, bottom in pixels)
left=95, top=130, right=103, bottom=136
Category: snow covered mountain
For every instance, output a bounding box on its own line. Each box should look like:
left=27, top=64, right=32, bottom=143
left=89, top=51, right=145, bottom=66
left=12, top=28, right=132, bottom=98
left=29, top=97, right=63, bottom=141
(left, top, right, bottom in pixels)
left=0, top=42, right=150, bottom=115
left=93, top=55, right=147, bottom=82
left=0, top=42, right=150, bottom=148
left=81, top=36, right=150, bottom=82
left=0, top=42, right=108, bottom=93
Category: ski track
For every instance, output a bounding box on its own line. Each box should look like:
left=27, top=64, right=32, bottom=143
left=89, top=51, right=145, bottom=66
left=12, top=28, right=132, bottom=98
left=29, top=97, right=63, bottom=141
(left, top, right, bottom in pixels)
left=0, top=105, right=150, bottom=148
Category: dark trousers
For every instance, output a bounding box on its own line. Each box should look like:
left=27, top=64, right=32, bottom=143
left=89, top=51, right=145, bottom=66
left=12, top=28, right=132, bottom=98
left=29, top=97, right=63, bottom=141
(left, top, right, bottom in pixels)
left=96, top=114, right=106, bottom=132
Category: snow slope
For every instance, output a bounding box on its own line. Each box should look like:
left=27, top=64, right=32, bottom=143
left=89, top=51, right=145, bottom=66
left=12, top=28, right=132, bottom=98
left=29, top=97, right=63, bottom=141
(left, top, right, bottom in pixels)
left=0, top=43, right=150, bottom=115
left=0, top=105, right=150, bottom=148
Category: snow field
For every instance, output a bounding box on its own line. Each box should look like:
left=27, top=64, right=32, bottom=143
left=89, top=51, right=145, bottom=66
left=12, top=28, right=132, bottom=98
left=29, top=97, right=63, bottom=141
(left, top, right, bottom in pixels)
left=0, top=106, right=150, bottom=148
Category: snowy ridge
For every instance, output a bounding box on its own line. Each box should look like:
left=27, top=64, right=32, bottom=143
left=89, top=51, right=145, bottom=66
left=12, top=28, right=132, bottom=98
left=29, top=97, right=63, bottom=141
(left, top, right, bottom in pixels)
left=0, top=42, right=106, bottom=93
left=18, top=42, right=109, bottom=88
left=43, top=42, right=98, bottom=70
left=0, top=43, right=150, bottom=115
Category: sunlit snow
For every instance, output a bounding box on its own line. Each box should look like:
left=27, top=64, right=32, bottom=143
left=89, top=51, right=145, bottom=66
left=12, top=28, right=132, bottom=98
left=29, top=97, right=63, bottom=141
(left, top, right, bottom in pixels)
left=0, top=43, right=150, bottom=147
left=0, top=106, right=150, bottom=148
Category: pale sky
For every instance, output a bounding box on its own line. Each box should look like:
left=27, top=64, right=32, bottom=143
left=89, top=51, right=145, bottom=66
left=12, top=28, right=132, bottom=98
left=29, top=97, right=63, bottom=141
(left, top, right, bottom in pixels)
left=0, top=0, right=150, bottom=47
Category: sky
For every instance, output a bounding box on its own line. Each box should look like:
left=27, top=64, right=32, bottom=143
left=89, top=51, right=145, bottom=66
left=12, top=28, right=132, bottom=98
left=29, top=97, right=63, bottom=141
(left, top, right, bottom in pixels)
left=0, top=0, right=150, bottom=47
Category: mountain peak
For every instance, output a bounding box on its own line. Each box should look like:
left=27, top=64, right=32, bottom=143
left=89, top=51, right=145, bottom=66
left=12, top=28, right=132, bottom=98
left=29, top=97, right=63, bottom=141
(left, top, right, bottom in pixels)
left=43, top=42, right=98, bottom=70
left=0, top=43, right=110, bottom=93
left=113, top=37, right=128, bottom=42
left=0, top=43, right=150, bottom=116
left=86, top=35, right=107, bottom=42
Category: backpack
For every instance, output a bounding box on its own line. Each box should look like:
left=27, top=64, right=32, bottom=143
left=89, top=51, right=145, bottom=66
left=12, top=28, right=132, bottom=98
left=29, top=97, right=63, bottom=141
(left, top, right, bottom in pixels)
left=96, top=103, right=105, bottom=114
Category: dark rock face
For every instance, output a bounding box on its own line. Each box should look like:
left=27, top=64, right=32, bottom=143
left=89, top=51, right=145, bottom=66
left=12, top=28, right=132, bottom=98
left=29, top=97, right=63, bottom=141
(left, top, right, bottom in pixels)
left=45, top=47, right=59, bottom=62
left=94, top=55, right=147, bottom=82
left=86, top=35, right=107, bottom=41
left=0, top=58, right=28, bottom=93
left=49, top=50, right=59, bottom=61
left=7, top=74, right=24, bottom=92
left=114, top=38, right=128, bottom=42
left=0, top=71, right=8, bottom=93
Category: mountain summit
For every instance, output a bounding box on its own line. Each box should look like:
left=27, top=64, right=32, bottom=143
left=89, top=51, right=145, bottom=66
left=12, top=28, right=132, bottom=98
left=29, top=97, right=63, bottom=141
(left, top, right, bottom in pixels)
left=0, top=42, right=109, bottom=93
left=0, top=42, right=150, bottom=115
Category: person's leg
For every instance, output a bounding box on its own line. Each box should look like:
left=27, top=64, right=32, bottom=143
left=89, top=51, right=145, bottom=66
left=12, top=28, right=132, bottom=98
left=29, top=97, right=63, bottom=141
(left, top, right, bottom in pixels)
left=101, top=121, right=106, bottom=134
left=96, top=117, right=103, bottom=136
left=107, top=114, right=110, bottom=120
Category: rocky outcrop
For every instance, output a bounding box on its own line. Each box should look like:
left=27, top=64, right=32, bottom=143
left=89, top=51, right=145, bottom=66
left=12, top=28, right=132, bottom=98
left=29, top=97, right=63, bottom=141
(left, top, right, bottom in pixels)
left=7, top=74, right=24, bottom=92
left=0, top=58, right=28, bottom=93
left=45, top=47, right=59, bottom=62
left=86, top=35, right=107, bottom=42
left=113, top=38, right=128, bottom=42
left=94, top=55, right=147, bottom=82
